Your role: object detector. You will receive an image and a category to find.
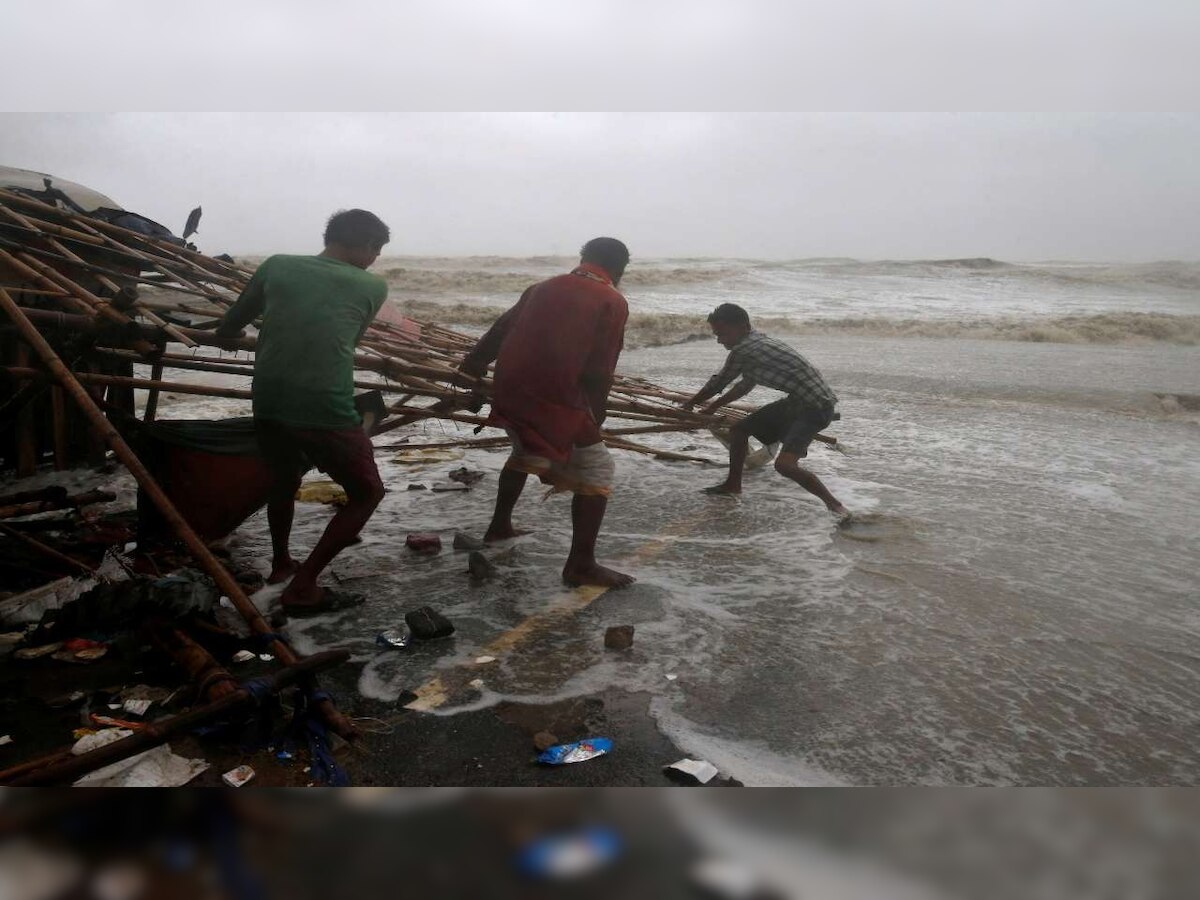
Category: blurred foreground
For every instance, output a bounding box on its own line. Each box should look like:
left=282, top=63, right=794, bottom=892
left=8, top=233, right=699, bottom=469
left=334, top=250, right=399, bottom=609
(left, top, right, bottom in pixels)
left=1, top=789, right=1196, bottom=899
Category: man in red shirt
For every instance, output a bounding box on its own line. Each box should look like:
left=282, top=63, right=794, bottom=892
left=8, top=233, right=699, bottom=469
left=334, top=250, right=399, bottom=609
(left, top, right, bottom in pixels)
left=460, top=238, right=633, bottom=588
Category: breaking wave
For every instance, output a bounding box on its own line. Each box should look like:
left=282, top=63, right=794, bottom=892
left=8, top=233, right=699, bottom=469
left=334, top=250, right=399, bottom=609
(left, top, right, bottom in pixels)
left=392, top=299, right=1200, bottom=348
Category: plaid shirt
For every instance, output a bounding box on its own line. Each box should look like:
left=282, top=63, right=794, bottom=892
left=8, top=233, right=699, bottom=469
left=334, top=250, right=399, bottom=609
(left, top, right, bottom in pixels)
left=702, top=331, right=838, bottom=408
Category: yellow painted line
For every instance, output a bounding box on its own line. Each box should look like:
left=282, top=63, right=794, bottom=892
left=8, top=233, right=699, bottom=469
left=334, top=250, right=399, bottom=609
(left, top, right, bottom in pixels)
left=405, top=516, right=702, bottom=712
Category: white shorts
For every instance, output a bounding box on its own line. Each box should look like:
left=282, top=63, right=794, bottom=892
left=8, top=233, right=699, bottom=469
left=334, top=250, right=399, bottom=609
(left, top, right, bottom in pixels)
left=505, top=431, right=615, bottom=497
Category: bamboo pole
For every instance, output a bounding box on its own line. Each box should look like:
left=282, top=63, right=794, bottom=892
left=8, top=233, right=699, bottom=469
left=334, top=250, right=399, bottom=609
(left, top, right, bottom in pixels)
left=0, top=286, right=356, bottom=740
left=0, top=521, right=95, bottom=575
left=50, top=385, right=68, bottom=468
left=0, top=488, right=115, bottom=520
left=3, top=368, right=254, bottom=402
left=14, top=343, right=36, bottom=476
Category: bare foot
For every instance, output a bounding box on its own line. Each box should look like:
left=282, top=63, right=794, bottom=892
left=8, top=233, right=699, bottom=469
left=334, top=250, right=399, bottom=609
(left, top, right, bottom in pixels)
left=280, top=578, right=324, bottom=609
left=562, top=562, right=636, bottom=589
left=484, top=524, right=532, bottom=543
left=828, top=503, right=851, bottom=522
left=702, top=482, right=741, bottom=495
left=267, top=557, right=300, bottom=584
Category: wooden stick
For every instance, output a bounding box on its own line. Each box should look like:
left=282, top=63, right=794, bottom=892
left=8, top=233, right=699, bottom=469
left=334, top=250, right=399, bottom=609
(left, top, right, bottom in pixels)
left=0, top=521, right=95, bottom=575
left=0, top=286, right=356, bottom=740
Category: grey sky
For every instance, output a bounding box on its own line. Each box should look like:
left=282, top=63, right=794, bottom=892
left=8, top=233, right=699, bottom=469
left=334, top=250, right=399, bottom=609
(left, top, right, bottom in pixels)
left=3, top=113, right=1198, bottom=261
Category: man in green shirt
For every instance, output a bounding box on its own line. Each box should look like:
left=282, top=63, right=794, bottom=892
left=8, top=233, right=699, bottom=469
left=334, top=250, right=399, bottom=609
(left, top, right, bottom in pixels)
left=216, top=209, right=390, bottom=614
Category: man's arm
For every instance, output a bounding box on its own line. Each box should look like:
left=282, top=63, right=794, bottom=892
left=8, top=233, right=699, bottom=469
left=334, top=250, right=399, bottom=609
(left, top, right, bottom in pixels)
left=700, top=378, right=755, bottom=415
left=683, top=352, right=741, bottom=410
left=457, top=286, right=533, bottom=380
left=215, top=262, right=268, bottom=340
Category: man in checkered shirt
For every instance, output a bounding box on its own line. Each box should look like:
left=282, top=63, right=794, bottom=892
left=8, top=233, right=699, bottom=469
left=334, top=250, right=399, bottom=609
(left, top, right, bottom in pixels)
left=683, top=303, right=848, bottom=516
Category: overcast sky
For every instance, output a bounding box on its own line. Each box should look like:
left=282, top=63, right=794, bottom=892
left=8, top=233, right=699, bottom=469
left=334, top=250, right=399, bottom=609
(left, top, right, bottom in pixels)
left=3, top=2, right=1199, bottom=261
left=3, top=113, right=1197, bottom=261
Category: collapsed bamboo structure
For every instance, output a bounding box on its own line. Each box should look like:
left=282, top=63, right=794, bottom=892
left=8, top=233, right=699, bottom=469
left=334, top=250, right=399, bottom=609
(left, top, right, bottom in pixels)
left=0, top=183, right=835, bottom=782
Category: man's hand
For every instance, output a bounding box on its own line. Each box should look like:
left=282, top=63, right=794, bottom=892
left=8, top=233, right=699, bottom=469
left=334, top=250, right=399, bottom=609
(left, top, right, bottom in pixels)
left=213, top=324, right=245, bottom=349
left=453, top=361, right=486, bottom=388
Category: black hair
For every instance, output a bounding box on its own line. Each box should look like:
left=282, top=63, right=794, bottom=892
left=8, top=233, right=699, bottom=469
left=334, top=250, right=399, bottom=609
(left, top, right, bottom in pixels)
left=579, top=237, right=630, bottom=275
left=324, top=209, right=391, bottom=251
left=707, top=303, right=751, bottom=328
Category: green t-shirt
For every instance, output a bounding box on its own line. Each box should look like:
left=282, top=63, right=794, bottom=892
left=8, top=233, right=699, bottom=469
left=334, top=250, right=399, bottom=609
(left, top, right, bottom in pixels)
left=221, top=254, right=388, bottom=429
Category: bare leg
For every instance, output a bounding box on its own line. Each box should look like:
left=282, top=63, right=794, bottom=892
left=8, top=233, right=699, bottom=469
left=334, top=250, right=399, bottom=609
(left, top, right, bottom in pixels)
left=281, top=482, right=385, bottom=608
left=266, top=473, right=302, bottom=584
left=484, top=467, right=532, bottom=542
left=705, top=428, right=750, bottom=494
left=562, top=493, right=634, bottom=588
left=775, top=452, right=847, bottom=515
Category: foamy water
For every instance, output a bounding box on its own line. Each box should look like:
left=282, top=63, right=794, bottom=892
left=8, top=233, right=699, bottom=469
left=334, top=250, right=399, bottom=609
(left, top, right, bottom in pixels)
left=160, top=256, right=1199, bottom=784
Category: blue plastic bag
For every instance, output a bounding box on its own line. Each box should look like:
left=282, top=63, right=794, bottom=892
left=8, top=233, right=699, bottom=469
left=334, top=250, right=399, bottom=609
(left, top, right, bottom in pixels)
left=536, top=737, right=613, bottom=765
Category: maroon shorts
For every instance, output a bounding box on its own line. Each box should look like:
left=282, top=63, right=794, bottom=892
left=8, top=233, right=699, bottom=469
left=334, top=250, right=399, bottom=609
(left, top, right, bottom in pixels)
left=255, top=420, right=382, bottom=502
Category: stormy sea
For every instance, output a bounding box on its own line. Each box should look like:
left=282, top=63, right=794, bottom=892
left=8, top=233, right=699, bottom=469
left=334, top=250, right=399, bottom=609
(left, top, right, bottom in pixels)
left=155, top=255, right=1200, bottom=784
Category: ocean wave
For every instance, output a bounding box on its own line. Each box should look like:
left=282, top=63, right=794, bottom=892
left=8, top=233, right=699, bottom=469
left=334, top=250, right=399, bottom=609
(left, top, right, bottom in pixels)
left=379, top=264, right=739, bottom=293
left=392, top=300, right=1200, bottom=348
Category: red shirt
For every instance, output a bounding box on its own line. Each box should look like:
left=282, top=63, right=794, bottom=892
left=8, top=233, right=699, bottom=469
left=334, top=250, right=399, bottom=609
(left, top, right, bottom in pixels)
left=465, top=263, right=628, bottom=462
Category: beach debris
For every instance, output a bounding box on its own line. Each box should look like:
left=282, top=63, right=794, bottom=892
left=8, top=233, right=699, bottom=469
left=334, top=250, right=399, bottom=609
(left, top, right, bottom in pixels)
left=14, top=641, right=62, bottom=660
left=295, top=480, right=348, bottom=506
left=404, top=606, right=455, bottom=640
left=51, top=639, right=108, bottom=664
left=474, top=655, right=497, bottom=665
left=431, top=482, right=469, bottom=492
left=665, top=673, right=678, bottom=681
left=221, top=764, right=256, bottom=788
left=75, top=745, right=209, bottom=788
left=376, top=626, right=413, bottom=649
left=406, top=483, right=429, bottom=491
left=122, top=699, right=153, bottom=718
left=468, top=551, right=497, bottom=581
left=258, top=653, right=273, bottom=662
left=515, top=825, right=623, bottom=880
left=689, top=859, right=781, bottom=900
left=71, top=728, right=134, bottom=755
left=469, top=678, right=485, bottom=689
left=604, top=625, right=635, bottom=650
left=405, top=533, right=442, bottom=554
left=664, top=758, right=719, bottom=785
left=448, top=466, right=485, bottom=486
left=394, top=448, right=464, bottom=464
left=232, top=649, right=257, bottom=663
left=536, top=737, right=613, bottom=766
left=533, top=731, right=558, bottom=752
left=0, top=735, right=12, bottom=746
left=452, top=531, right=485, bottom=551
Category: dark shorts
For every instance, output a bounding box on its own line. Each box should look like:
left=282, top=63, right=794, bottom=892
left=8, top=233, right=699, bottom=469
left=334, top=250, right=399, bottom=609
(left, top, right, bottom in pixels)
left=255, top=420, right=383, bottom=502
left=735, top=397, right=835, bottom=458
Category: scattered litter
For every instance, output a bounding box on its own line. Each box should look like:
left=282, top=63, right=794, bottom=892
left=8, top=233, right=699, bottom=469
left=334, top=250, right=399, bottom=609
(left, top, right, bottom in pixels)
left=258, top=653, right=273, bottom=662
left=533, top=731, right=558, bottom=752
left=52, top=646, right=108, bottom=664
left=222, top=764, right=256, bottom=788
left=232, top=650, right=256, bottom=663
left=405, top=533, right=442, bottom=554
left=219, top=596, right=235, bottom=608
left=452, top=531, right=484, bottom=551
left=75, top=746, right=209, bottom=788
left=275, top=749, right=294, bottom=761
left=376, top=626, right=412, bottom=649
left=122, top=699, right=154, bottom=717
left=664, top=758, right=719, bottom=785
left=469, top=678, right=485, bottom=689
left=0, top=735, right=12, bottom=746
left=468, top=551, right=497, bottom=581
left=406, top=483, right=429, bottom=491
left=474, top=655, right=497, bottom=665
left=448, top=467, right=485, bottom=486
left=604, top=625, right=635, bottom=650
left=393, top=448, right=464, bottom=464
left=690, top=859, right=773, bottom=900
left=107, top=703, right=121, bottom=710
left=405, top=606, right=455, bottom=640
left=0, top=631, right=24, bottom=645
left=665, top=674, right=678, bottom=681
left=537, top=737, right=613, bottom=766
left=71, top=728, right=133, bottom=755
left=431, top=482, right=469, bottom=492
left=14, top=642, right=62, bottom=660
left=89, top=714, right=147, bottom=731
left=295, top=481, right=348, bottom=505
left=515, top=825, right=623, bottom=880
